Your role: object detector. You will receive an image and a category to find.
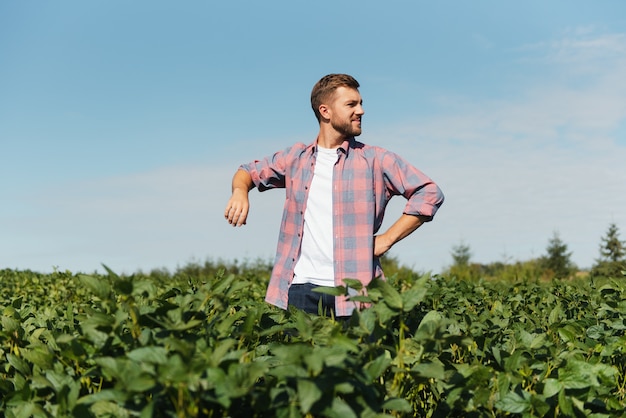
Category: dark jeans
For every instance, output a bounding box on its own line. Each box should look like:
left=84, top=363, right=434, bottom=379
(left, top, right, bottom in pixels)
left=288, top=283, right=336, bottom=317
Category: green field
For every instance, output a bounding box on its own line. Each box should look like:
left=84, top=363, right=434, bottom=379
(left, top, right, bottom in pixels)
left=1, top=261, right=625, bottom=417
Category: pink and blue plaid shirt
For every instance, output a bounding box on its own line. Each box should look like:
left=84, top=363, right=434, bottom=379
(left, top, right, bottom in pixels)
left=241, top=138, right=444, bottom=316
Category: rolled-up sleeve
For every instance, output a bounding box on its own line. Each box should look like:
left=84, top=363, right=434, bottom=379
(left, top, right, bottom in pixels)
left=241, top=144, right=300, bottom=191
left=381, top=151, right=444, bottom=221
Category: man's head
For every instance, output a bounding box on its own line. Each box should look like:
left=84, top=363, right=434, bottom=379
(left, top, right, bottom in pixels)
left=311, top=74, right=360, bottom=123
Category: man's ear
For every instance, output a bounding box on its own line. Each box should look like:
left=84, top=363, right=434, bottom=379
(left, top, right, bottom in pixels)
left=318, top=104, right=330, bottom=121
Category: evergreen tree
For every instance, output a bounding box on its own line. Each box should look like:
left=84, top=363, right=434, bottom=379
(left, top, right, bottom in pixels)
left=539, top=231, right=576, bottom=279
left=591, top=223, right=626, bottom=278
left=451, top=242, right=472, bottom=267
left=447, top=241, right=480, bottom=280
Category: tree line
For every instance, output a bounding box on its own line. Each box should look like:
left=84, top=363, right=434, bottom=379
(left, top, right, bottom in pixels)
left=444, top=222, right=626, bottom=281
left=117, top=222, right=625, bottom=284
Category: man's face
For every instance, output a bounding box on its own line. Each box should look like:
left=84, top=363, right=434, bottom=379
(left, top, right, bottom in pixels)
left=327, top=86, right=364, bottom=137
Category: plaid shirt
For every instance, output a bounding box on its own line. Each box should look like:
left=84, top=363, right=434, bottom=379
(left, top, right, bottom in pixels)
left=241, top=138, right=444, bottom=316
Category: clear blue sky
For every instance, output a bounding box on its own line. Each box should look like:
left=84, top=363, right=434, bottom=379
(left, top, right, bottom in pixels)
left=2, top=1, right=625, bottom=274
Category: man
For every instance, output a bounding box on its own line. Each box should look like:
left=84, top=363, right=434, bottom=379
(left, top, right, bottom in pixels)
left=224, top=74, right=444, bottom=317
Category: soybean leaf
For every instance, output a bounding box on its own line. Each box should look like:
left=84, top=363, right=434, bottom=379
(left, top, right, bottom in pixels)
left=7, top=354, right=31, bottom=376
left=21, top=347, right=53, bottom=369
left=412, top=360, right=445, bottom=380
left=401, top=274, right=430, bottom=312
left=77, top=274, right=111, bottom=300
left=496, top=391, right=531, bottom=414
left=401, top=286, right=428, bottom=312
left=530, top=333, right=547, bottom=350
left=2, top=315, right=20, bottom=333
left=113, top=278, right=134, bottom=295
left=313, top=286, right=346, bottom=297
left=542, top=378, right=562, bottom=398
left=324, top=397, right=357, bottom=418
left=297, top=379, right=322, bottom=413
left=382, top=397, right=412, bottom=413
left=342, top=278, right=363, bottom=292
left=558, top=389, right=574, bottom=416
left=559, top=360, right=598, bottom=389
left=7, top=402, right=48, bottom=418
left=373, top=301, right=399, bottom=324
left=127, top=346, right=168, bottom=365
left=101, top=264, right=121, bottom=280
left=368, top=278, right=402, bottom=310
left=415, top=310, right=444, bottom=340
left=364, top=353, right=391, bottom=380
left=586, top=325, right=605, bottom=340
left=90, top=400, right=130, bottom=418
left=123, top=374, right=156, bottom=393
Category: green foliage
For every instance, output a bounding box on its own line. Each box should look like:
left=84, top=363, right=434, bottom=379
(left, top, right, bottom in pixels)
left=598, top=223, right=626, bottom=263
left=538, top=231, right=577, bottom=279
left=450, top=242, right=471, bottom=267
left=2, top=261, right=626, bottom=417
left=442, top=241, right=482, bottom=281
left=591, top=223, right=626, bottom=279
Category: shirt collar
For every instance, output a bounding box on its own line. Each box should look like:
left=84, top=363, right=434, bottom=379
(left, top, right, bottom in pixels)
left=310, top=137, right=354, bottom=156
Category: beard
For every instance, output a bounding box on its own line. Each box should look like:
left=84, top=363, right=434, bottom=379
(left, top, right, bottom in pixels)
left=331, top=118, right=362, bottom=137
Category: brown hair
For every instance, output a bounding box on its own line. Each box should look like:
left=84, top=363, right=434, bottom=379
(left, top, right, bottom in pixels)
left=310, top=74, right=360, bottom=122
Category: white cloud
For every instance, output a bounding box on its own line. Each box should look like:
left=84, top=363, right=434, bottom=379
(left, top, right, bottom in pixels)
left=547, top=32, right=626, bottom=67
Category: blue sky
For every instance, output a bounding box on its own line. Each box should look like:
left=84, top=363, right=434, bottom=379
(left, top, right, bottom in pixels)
left=2, top=1, right=625, bottom=274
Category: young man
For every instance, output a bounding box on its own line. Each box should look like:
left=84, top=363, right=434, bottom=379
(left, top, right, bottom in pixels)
left=224, top=74, right=444, bottom=317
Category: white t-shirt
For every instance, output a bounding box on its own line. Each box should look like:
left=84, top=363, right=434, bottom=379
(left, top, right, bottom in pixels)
left=292, top=146, right=338, bottom=286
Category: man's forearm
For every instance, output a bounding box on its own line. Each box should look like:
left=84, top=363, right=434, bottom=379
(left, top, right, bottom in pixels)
left=384, top=213, right=425, bottom=244
left=374, top=214, right=428, bottom=257
left=232, top=169, right=254, bottom=192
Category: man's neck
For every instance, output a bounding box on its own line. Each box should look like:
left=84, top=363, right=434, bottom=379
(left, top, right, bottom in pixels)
left=317, top=127, right=348, bottom=149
